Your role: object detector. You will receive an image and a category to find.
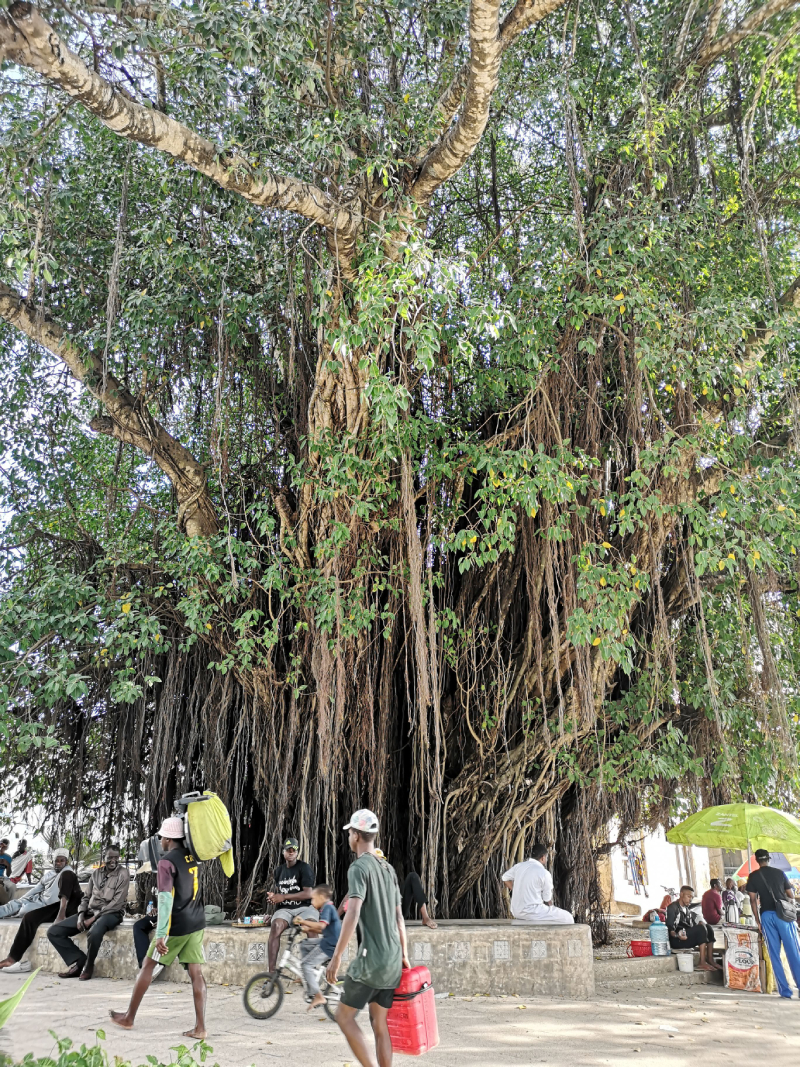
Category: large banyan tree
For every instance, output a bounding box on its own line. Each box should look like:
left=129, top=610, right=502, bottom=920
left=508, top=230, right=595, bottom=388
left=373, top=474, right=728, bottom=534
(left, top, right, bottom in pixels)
left=1, top=0, right=800, bottom=924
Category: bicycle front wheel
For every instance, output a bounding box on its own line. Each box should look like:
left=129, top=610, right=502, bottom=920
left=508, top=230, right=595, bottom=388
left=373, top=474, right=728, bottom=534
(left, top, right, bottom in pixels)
left=243, top=972, right=284, bottom=1019
left=319, top=975, right=341, bottom=1022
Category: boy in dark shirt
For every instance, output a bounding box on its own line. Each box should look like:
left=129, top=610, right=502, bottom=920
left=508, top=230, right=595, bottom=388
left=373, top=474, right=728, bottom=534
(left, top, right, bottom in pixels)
left=296, top=884, right=341, bottom=1011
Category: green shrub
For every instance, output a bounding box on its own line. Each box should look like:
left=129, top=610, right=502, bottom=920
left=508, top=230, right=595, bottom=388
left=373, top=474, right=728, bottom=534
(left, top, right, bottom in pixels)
left=11, top=1033, right=223, bottom=1067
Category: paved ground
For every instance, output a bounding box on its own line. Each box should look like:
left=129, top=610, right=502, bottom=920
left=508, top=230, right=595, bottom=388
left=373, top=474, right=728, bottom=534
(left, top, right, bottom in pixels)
left=3, top=971, right=799, bottom=1066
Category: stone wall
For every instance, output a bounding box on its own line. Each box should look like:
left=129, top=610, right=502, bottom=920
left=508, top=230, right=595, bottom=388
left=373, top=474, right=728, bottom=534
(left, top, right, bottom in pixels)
left=0, top=917, right=594, bottom=999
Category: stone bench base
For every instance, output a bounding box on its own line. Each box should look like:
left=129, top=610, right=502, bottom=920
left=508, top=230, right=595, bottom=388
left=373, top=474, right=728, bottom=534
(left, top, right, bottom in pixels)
left=0, top=917, right=594, bottom=998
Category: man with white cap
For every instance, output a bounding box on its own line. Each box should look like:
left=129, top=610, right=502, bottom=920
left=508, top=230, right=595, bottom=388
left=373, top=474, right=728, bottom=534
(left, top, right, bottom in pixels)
left=0, top=849, right=81, bottom=972
left=327, top=809, right=409, bottom=1067
left=48, top=843, right=130, bottom=980
left=110, top=816, right=207, bottom=1039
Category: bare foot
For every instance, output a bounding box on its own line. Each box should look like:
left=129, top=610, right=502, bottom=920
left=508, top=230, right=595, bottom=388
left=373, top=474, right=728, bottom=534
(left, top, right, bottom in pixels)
left=183, top=1028, right=207, bottom=1040
left=109, top=1011, right=133, bottom=1030
left=697, top=962, right=714, bottom=971
left=306, top=996, right=325, bottom=1013
left=422, top=916, right=438, bottom=930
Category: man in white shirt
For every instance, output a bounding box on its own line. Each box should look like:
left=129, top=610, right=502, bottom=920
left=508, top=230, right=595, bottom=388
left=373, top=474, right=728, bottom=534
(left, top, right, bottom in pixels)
left=502, top=843, right=574, bottom=924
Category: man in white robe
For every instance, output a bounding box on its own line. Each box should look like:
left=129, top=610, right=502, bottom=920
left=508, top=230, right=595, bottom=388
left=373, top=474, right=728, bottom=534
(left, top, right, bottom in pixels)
left=502, top=843, right=574, bottom=924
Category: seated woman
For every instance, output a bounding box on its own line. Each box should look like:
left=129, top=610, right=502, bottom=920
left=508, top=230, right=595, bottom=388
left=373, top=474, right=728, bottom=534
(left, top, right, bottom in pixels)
left=665, top=886, right=720, bottom=971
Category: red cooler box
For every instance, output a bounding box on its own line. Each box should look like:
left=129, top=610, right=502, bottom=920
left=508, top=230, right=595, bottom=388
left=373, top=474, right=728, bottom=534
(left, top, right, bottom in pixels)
left=387, top=965, right=439, bottom=1055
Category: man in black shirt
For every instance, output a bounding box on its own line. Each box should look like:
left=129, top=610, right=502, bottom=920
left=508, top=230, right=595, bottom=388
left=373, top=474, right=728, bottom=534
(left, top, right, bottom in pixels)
left=266, top=836, right=316, bottom=973
left=110, top=817, right=207, bottom=1038
left=746, top=849, right=800, bottom=999
left=665, top=886, right=719, bottom=970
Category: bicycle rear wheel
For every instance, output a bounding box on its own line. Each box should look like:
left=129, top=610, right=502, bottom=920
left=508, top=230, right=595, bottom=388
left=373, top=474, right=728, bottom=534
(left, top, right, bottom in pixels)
left=243, top=972, right=284, bottom=1019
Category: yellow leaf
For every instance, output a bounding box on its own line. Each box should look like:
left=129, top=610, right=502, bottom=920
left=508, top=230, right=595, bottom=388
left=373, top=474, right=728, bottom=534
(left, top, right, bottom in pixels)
left=777, top=504, right=786, bottom=511
left=728, top=553, right=735, bottom=560
left=630, top=566, right=637, bottom=576
left=718, top=561, right=725, bottom=571
left=121, top=603, right=131, bottom=614
left=166, top=237, right=172, bottom=244
left=614, top=292, right=624, bottom=301
left=596, top=269, right=602, bottom=277
left=720, top=508, right=727, bottom=518
left=600, top=505, right=606, bottom=516
left=620, top=509, right=626, bottom=516
left=730, top=486, right=736, bottom=493
left=469, top=535, right=477, bottom=544
left=566, top=480, right=573, bottom=489
left=608, top=246, right=613, bottom=255
left=791, top=546, right=797, bottom=555
left=634, top=580, right=640, bottom=589
left=592, top=637, right=601, bottom=646
left=702, top=386, right=708, bottom=395
left=620, top=305, right=625, bottom=313
left=154, top=634, right=161, bottom=642
left=206, top=622, right=213, bottom=630
left=753, top=550, right=760, bottom=560
left=602, top=541, right=611, bottom=548
left=622, top=628, right=628, bottom=636
left=600, top=577, right=607, bottom=587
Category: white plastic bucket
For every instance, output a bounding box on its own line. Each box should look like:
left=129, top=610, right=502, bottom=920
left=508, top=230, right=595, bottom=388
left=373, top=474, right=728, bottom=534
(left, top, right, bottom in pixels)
left=676, top=952, right=694, bottom=973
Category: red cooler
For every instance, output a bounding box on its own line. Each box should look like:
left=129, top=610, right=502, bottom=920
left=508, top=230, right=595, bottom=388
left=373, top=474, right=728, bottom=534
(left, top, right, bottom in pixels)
left=387, top=965, right=439, bottom=1055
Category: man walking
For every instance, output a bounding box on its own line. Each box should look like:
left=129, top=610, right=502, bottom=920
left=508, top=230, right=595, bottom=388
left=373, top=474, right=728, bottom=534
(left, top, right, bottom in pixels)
left=746, top=848, right=800, bottom=999
left=48, top=844, right=129, bottom=980
left=0, top=849, right=81, bottom=972
left=327, top=809, right=409, bottom=1067
left=110, top=817, right=207, bottom=1038
left=502, top=843, right=574, bottom=924
left=266, top=836, right=316, bottom=974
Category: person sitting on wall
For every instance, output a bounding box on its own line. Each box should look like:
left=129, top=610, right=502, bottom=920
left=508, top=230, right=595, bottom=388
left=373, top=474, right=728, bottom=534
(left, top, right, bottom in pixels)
left=0, top=849, right=81, bottom=972
left=665, top=886, right=720, bottom=971
left=48, top=843, right=130, bottom=981
left=701, top=878, right=723, bottom=926
left=501, top=842, right=574, bottom=924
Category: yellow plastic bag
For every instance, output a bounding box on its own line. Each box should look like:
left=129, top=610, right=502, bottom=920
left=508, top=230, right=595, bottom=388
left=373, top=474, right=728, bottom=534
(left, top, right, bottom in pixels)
left=186, top=791, right=235, bottom=876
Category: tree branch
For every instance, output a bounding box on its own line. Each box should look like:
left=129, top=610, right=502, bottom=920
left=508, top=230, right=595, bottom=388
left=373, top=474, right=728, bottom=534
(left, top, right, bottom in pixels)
left=695, top=0, right=800, bottom=70
left=411, top=0, right=566, bottom=202
left=0, top=3, right=359, bottom=252
left=0, top=281, right=219, bottom=537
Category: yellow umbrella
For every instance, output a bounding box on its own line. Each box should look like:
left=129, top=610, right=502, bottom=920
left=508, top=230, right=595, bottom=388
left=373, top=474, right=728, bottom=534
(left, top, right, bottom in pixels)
left=666, top=803, right=800, bottom=853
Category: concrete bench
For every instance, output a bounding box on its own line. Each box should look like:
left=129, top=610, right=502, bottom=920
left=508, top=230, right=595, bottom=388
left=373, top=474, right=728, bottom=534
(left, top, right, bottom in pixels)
left=0, top=917, right=594, bottom=998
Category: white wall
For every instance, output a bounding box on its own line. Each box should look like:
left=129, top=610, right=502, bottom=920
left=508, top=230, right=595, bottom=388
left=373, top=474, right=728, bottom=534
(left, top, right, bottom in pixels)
left=608, top=823, right=712, bottom=914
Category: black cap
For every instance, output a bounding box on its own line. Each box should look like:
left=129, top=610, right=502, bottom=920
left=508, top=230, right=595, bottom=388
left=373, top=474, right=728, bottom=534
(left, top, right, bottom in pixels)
left=754, top=848, right=770, bottom=862
left=283, top=837, right=299, bottom=851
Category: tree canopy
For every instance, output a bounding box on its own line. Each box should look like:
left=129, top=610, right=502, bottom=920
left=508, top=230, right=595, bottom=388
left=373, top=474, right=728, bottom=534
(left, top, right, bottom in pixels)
left=1, top=0, right=800, bottom=924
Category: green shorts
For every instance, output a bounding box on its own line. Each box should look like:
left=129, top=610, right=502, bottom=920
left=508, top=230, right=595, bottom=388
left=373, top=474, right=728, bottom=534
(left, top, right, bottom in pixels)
left=147, top=930, right=206, bottom=967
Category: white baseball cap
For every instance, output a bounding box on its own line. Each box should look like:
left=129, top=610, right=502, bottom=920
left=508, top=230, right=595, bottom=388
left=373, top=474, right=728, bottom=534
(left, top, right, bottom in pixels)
left=343, top=809, right=379, bottom=833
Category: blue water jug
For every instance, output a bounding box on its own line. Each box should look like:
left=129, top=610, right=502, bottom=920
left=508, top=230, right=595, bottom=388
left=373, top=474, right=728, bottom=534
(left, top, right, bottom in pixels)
left=649, top=915, right=670, bottom=956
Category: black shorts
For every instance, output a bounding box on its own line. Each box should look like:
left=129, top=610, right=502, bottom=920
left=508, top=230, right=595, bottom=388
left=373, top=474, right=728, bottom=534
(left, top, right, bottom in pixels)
left=340, top=975, right=394, bottom=1011
left=669, top=925, right=714, bottom=949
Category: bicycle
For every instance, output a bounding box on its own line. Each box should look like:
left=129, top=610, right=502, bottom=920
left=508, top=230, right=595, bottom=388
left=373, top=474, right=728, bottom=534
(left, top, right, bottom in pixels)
left=242, top=925, right=341, bottom=1022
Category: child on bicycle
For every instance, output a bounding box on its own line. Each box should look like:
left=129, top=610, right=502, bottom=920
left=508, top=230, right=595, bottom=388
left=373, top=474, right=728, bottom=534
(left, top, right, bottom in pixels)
left=294, top=884, right=341, bottom=1012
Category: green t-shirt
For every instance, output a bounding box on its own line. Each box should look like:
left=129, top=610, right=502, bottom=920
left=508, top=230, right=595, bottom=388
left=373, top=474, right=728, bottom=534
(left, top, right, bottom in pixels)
left=346, top=852, right=402, bottom=990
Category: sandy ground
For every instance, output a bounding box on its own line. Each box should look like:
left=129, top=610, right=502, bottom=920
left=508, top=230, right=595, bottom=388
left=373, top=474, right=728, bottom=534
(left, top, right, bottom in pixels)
left=3, top=970, right=799, bottom=1066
